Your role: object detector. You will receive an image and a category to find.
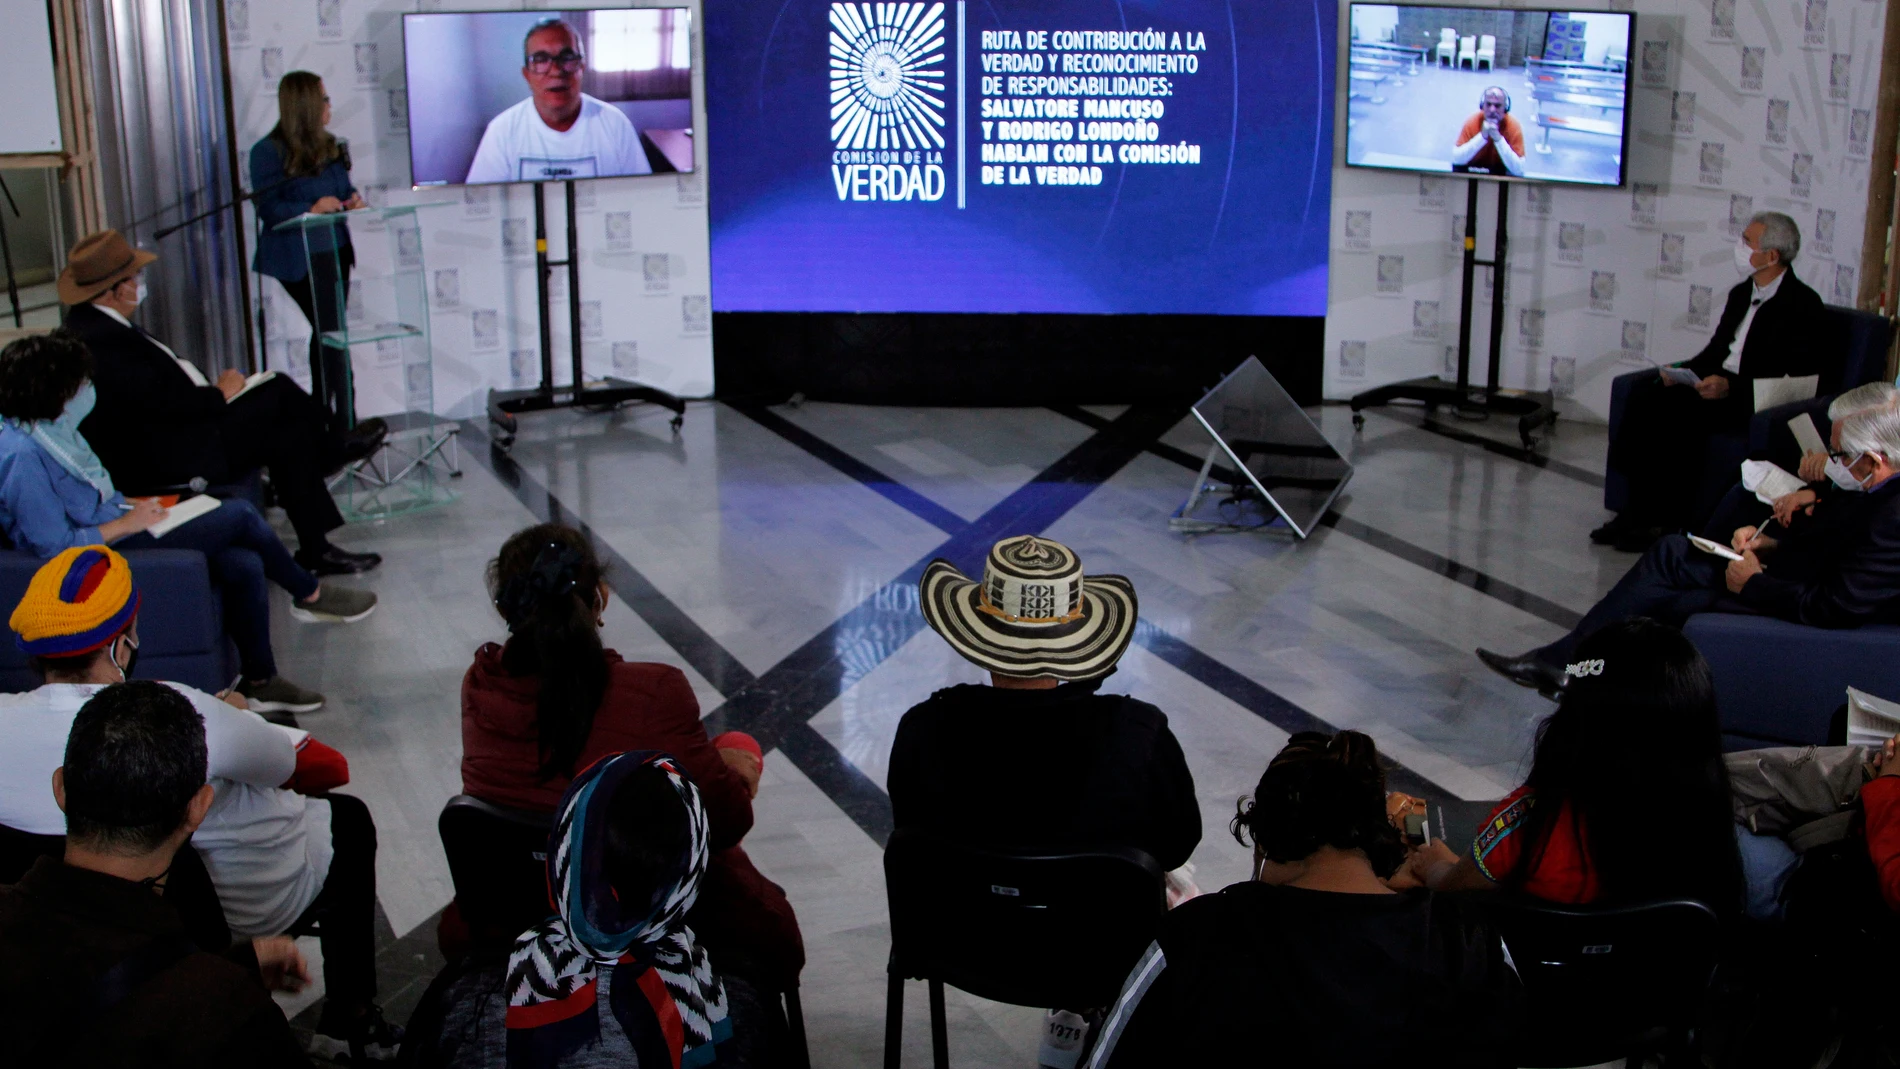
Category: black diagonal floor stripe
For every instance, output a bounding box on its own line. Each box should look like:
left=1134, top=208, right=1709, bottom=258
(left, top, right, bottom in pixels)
left=1047, top=405, right=1585, bottom=630
left=462, top=422, right=757, bottom=695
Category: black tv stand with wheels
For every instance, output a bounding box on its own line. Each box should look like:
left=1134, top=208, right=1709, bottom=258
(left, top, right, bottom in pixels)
left=1348, top=178, right=1556, bottom=449
left=486, top=179, right=686, bottom=449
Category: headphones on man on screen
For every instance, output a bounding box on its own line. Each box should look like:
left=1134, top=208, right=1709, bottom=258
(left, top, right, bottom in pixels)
left=1479, top=88, right=1513, bottom=113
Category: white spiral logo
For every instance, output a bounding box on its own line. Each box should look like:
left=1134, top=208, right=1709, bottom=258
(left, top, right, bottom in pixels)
left=829, top=2, right=947, bottom=151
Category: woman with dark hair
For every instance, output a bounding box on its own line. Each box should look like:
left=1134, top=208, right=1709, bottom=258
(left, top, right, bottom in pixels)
left=1086, top=730, right=1520, bottom=1068
left=251, top=70, right=365, bottom=434
left=1411, top=617, right=1745, bottom=912
left=0, top=332, right=375, bottom=712
left=460, top=523, right=804, bottom=990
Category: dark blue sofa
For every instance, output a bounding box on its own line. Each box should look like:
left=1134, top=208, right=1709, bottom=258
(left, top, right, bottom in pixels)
left=1605, top=305, right=1894, bottom=524
left=1685, top=613, right=1900, bottom=751
left=0, top=548, right=238, bottom=694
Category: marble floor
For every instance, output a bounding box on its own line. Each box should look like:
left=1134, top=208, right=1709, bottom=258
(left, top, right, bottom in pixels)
left=255, top=396, right=1636, bottom=1066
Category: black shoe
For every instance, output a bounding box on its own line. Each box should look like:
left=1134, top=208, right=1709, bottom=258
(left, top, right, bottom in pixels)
left=296, top=545, right=382, bottom=576
left=1589, top=513, right=1637, bottom=545
left=344, top=417, right=388, bottom=447
left=1477, top=648, right=1566, bottom=700
left=1610, top=525, right=1664, bottom=553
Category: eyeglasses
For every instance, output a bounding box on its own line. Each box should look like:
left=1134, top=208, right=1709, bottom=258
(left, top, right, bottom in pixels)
left=525, top=49, right=584, bottom=73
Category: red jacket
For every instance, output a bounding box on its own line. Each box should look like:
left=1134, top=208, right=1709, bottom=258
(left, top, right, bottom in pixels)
left=459, top=643, right=803, bottom=984
left=1862, top=776, right=1900, bottom=911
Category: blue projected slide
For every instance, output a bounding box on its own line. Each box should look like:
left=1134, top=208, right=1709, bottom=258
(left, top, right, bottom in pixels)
left=706, top=0, right=1335, bottom=315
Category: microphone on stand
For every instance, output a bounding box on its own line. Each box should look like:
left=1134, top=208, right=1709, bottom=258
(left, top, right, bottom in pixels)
left=153, top=175, right=301, bottom=241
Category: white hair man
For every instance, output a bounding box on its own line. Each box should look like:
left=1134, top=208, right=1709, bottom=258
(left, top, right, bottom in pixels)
left=1594, top=211, right=1827, bottom=551
left=1483, top=394, right=1900, bottom=696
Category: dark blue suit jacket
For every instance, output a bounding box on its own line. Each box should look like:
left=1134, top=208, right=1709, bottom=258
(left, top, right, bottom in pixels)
left=249, top=136, right=354, bottom=283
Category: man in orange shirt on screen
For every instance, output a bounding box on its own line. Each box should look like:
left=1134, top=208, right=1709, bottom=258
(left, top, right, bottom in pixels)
left=1451, top=86, right=1526, bottom=177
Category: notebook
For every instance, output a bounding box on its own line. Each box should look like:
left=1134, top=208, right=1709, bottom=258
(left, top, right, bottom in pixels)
left=1846, top=687, right=1900, bottom=747
left=226, top=370, right=278, bottom=404
left=144, top=494, right=220, bottom=539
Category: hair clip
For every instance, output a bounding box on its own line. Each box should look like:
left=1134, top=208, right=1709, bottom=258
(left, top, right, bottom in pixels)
left=1565, top=659, right=1605, bottom=678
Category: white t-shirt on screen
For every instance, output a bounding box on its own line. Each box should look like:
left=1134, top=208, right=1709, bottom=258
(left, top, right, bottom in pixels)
left=464, top=94, right=651, bottom=184
left=0, top=680, right=333, bottom=937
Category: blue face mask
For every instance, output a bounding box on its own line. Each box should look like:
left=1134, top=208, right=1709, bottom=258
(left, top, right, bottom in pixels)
left=57, top=381, right=96, bottom=430
left=20, top=380, right=116, bottom=502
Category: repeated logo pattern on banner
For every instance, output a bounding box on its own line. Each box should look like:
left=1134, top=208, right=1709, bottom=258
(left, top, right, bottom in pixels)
left=1323, top=0, right=1887, bottom=422
left=225, top=0, right=714, bottom=420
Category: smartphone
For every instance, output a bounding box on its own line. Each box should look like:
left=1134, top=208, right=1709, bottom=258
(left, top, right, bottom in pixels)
left=1687, top=534, right=1744, bottom=561
left=1403, top=812, right=1430, bottom=846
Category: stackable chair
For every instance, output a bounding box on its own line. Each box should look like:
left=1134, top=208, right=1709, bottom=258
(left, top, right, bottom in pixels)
left=1476, top=33, right=1497, bottom=70
left=882, top=828, right=1167, bottom=1069
left=1458, top=35, right=1478, bottom=69
left=1485, top=896, right=1723, bottom=1068
left=1437, top=27, right=1459, bottom=66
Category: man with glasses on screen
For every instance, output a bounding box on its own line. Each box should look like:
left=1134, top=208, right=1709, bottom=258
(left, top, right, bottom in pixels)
left=465, top=17, right=651, bottom=184
left=1450, top=87, right=1525, bottom=177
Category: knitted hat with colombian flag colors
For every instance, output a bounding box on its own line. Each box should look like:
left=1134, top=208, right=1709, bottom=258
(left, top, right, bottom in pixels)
left=9, top=545, right=139, bottom=656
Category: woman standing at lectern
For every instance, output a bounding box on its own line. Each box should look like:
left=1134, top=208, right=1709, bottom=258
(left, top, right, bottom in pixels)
left=251, top=70, right=366, bottom=436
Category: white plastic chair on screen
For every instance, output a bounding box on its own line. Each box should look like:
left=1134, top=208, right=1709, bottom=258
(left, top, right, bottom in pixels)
left=1437, top=28, right=1458, bottom=66
left=1476, top=34, right=1497, bottom=70
left=1458, top=35, right=1477, bottom=69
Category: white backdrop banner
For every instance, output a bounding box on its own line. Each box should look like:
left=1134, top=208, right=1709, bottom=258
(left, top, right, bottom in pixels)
left=226, top=0, right=714, bottom=419
left=1323, top=0, right=1888, bottom=422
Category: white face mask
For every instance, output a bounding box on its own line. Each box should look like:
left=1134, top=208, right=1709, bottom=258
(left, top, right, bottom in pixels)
left=1734, top=240, right=1760, bottom=277
left=132, top=277, right=148, bottom=306
left=1827, top=454, right=1869, bottom=492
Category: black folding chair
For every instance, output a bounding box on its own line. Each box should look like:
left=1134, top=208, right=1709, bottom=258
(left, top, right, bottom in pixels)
left=1484, top=896, right=1723, bottom=1068
left=882, top=828, right=1167, bottom=1069
left=437, top=794, right=557, bottom=948
left=437, top=794, right=812, bottom=1067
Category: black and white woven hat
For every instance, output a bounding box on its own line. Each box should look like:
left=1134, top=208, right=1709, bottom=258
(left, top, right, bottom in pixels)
left=919, top=535, right=1137, bottom=681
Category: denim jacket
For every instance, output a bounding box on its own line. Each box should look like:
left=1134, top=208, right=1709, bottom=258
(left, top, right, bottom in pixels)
left=0, top=425, right=126, bottom=557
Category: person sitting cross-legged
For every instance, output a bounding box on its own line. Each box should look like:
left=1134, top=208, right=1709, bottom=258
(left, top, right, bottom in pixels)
left=0, top=545, right=401, bottom=1062
left=1482, top=394, right=1900, bottom=698
left=1085, top=730, right=1522, bottom=1068
left=0, top=680, right=313, bottom=1068
left=0, top=331, right=375, bottom=713
left=59, top=228, right=386, bottom=576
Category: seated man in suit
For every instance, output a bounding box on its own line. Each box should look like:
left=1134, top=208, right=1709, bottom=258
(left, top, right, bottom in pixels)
left=1701, top=381, right=1899, bottom=542
left=1484, top=395, right=1900, bottom=695
left=888, top=535, right=1201, bottom=873
left=57, top=230, right=384, bottom=577
left=1593, top=211, right=1827, bottom=551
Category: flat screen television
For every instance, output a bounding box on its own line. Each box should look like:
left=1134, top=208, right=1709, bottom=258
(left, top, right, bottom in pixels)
left=1344, top=4, right=1633, bottom=186
left=704, top=0, right=1336, bottom=315
left=402, top=7, right=694, bottom=187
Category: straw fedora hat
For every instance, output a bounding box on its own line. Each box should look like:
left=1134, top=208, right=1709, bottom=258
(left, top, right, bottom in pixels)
left=57, top=230, right=157, bottom=306
left=919, top=535, right=1137, bottom=681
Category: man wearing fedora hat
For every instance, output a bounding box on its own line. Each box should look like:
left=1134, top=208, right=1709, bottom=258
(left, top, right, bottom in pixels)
left=888, top=535, right=1201, bottom=873
left=59, top=230, right=385, bottom=577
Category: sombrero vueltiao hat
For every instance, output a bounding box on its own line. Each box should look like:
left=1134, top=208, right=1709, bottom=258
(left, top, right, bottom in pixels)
left=919, top=535, right=1137, bottom=681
